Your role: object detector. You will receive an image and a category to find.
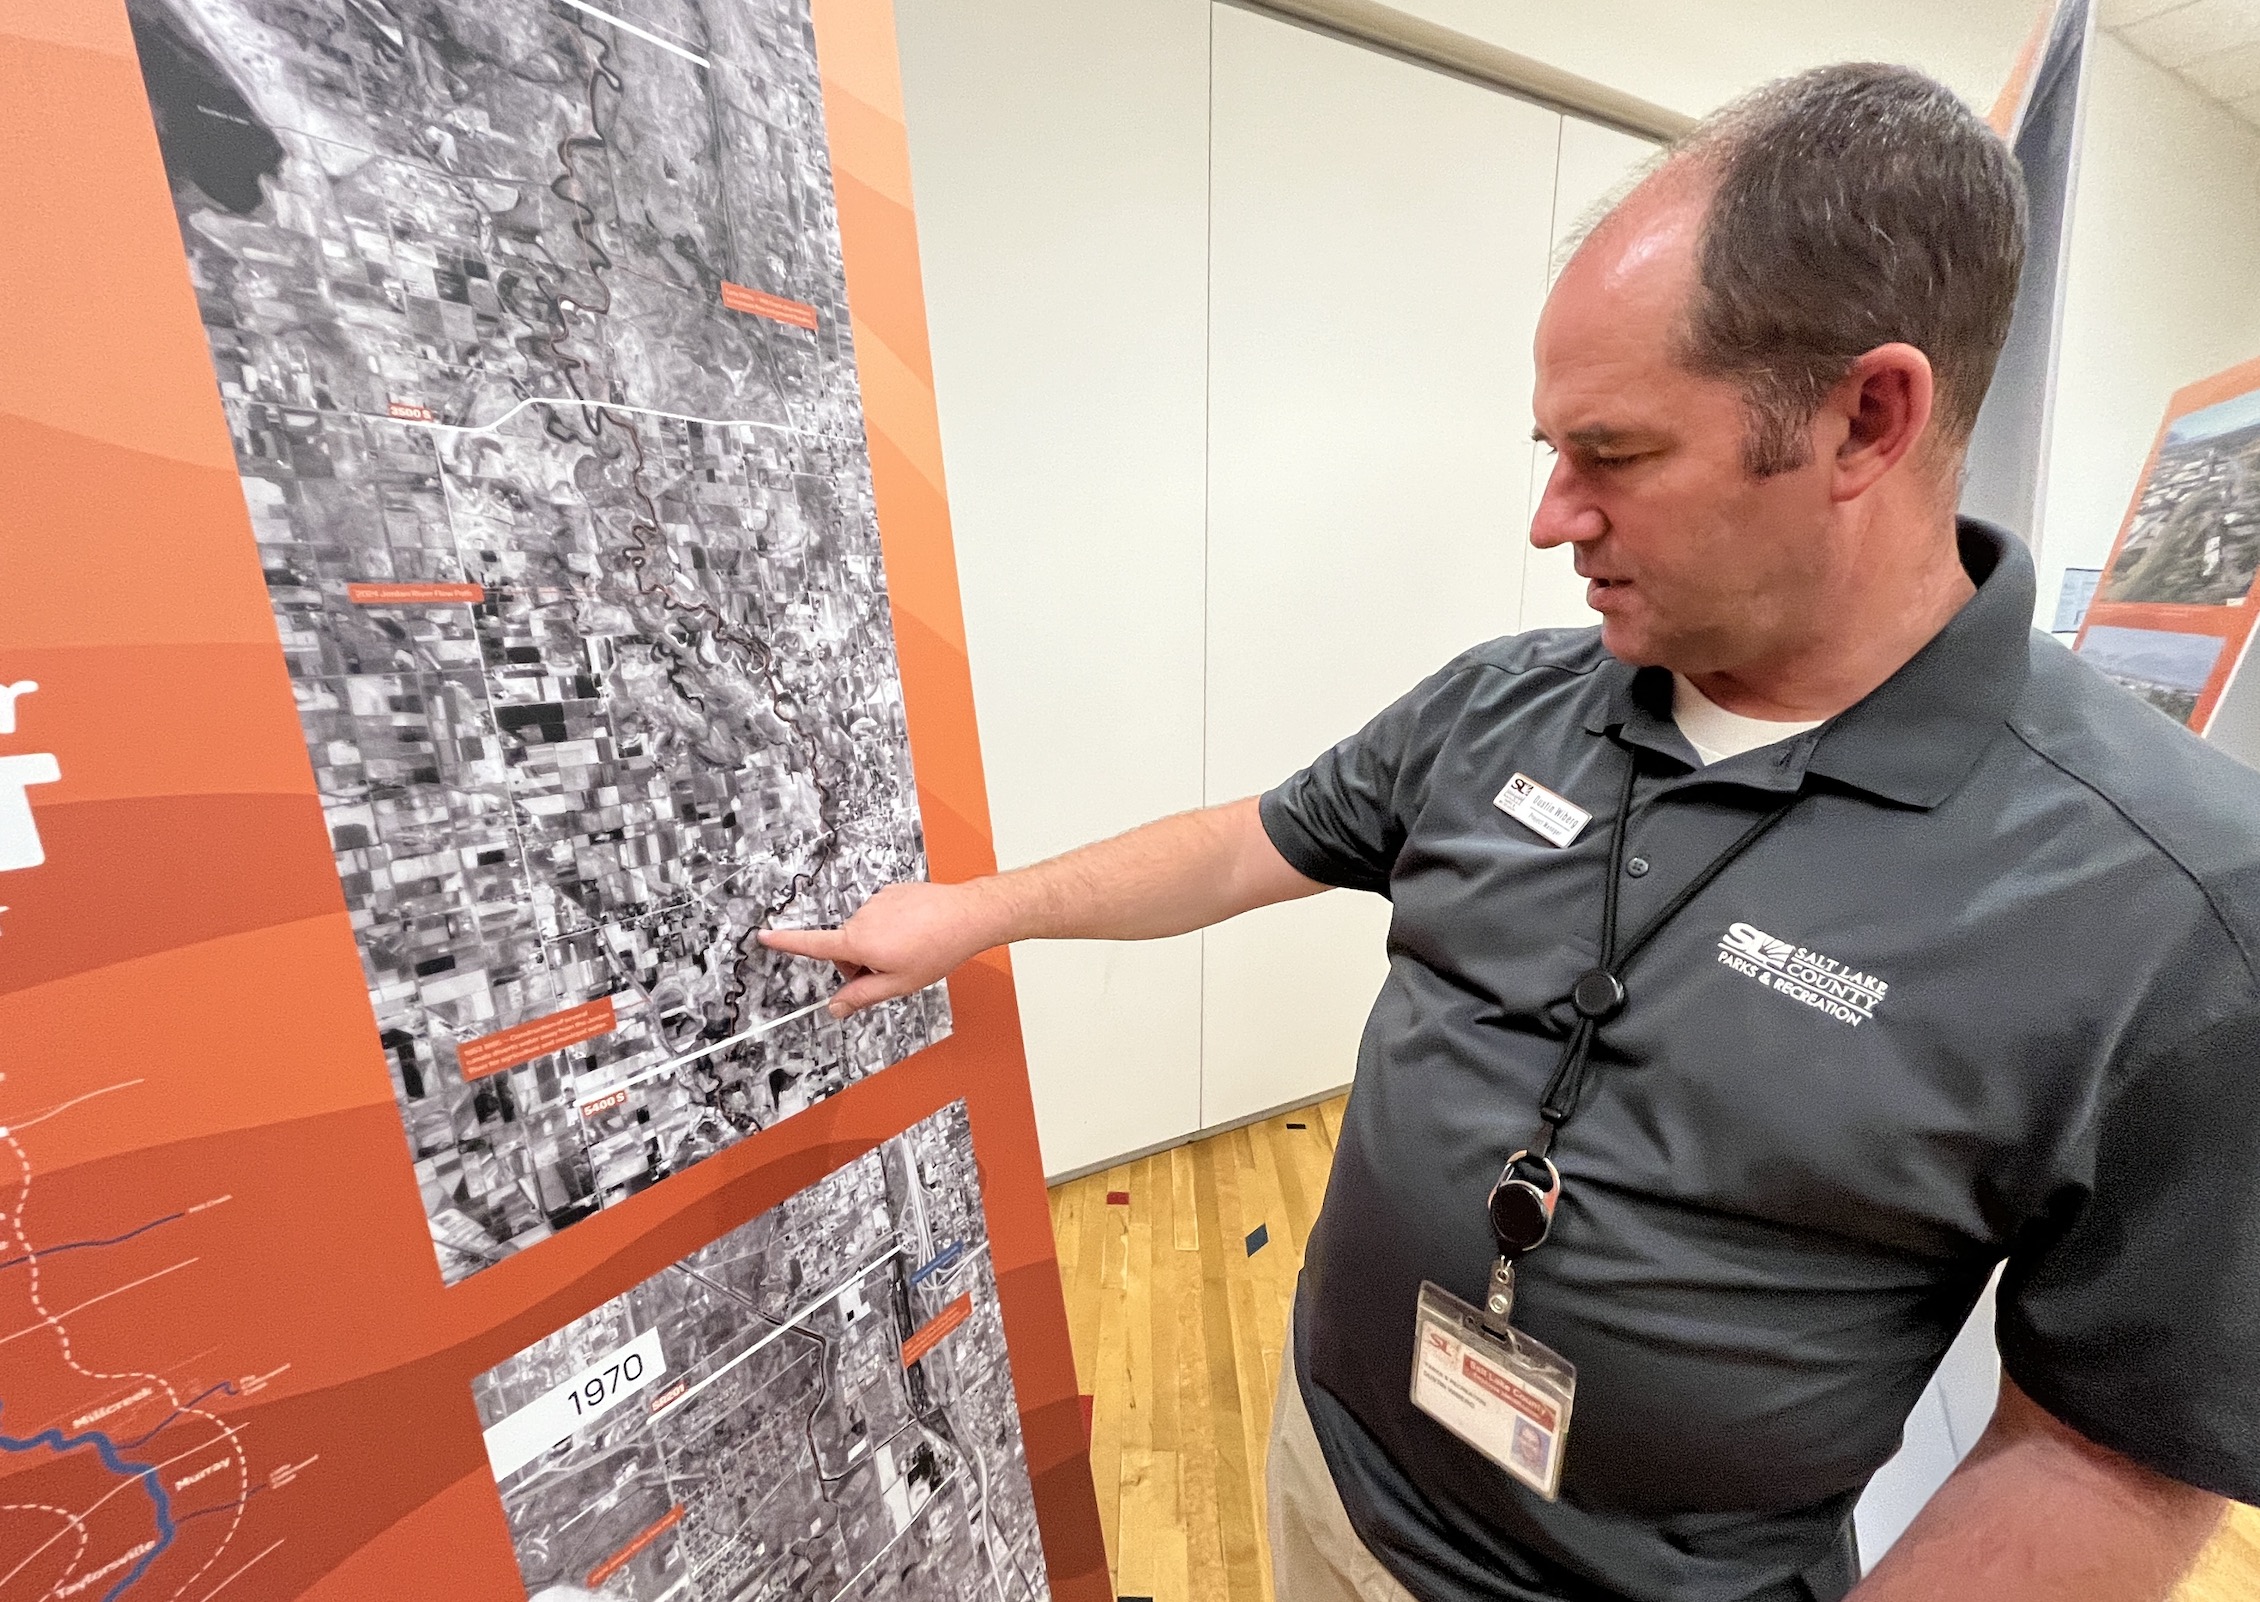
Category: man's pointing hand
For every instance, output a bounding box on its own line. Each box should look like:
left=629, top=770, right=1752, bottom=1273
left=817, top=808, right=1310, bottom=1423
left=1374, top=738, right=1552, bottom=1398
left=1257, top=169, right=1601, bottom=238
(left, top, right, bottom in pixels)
left=759, top=881, right=1004, bottom=1019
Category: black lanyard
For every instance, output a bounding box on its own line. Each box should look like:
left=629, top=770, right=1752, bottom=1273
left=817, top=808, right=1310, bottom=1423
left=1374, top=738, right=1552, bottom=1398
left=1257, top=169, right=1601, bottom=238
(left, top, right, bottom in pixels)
left=1486, top=743, right=1806, bottom=1270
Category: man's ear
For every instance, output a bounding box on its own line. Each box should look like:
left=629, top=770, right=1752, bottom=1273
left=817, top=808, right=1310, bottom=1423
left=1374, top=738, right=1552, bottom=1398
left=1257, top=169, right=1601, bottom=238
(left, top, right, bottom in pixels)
left=1829, top=343, right=1935, bottom=503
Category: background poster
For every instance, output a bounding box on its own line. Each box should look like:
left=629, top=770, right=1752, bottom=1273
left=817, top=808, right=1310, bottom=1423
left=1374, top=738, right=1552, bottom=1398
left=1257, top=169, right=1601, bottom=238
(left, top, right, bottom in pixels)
left=2074, top=356, right=2260, bottom=735
left=0, top=2, right=1108, bottom=1597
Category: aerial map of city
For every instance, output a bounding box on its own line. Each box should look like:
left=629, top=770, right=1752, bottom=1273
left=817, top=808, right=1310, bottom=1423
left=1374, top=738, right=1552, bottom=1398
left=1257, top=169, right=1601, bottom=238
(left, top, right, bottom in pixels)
left=2097, top=385, right=2260, bottom=610
left=472, top=1102, right=1049, bottom=1602
left=127, top=0, right=948, bottom=1280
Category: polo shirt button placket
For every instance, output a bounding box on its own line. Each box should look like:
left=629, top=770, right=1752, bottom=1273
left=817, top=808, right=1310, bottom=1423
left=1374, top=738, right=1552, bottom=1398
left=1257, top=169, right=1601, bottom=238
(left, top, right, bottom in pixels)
left=1626, top=856, right=1650, bottom=878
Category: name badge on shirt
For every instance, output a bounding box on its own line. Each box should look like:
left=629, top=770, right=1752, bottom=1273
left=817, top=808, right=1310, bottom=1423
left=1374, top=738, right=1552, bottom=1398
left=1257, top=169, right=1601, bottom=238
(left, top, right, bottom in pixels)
left=1493, top=773, right=1591, bottom=848
left=1411, top=1281, right=1577, bottom=1499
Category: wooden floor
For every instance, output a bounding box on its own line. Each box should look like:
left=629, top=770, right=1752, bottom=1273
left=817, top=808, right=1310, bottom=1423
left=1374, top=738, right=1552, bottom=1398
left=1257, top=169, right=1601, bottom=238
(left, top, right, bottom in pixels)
left=1049, top=1093, right=2260, bottom=1602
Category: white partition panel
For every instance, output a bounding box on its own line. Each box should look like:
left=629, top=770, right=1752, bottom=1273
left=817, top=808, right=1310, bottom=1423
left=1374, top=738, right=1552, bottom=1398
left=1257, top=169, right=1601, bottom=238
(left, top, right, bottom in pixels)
left=896, top=0, right=1212, bottom=1176
left=1521, top=117, right=1658, bottom=631
left=1202, top=6, right=1564, bottom=1126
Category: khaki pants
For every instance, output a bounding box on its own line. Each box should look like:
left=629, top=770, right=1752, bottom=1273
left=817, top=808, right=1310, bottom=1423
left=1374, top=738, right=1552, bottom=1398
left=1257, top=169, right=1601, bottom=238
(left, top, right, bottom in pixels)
left=1267, top=1318, right=1420, bottom=1602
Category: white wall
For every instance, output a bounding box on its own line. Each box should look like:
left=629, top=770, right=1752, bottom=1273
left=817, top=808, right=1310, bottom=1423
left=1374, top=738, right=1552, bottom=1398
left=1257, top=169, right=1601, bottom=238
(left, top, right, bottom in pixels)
left=894, top=0, right=1213, bottom=1174
left=900, top=1, right=1596, bottom=1174
left=1200, top=4, right=1565, bottom=1127
left=1374, top=0, right=2040, bottom=122
left=2034, top=32, right=2260, bottom=616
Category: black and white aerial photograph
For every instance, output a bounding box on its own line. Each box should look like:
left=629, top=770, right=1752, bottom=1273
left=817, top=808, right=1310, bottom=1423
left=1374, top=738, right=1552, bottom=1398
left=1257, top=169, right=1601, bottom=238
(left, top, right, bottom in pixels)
left=472, top=1102, right=1050, bottom=1602
left=126, top=0, right=949, bottom=1282
left=2073, top=623, right=2227, bottom=727
left=2098, top=386, right=2260, bottom=608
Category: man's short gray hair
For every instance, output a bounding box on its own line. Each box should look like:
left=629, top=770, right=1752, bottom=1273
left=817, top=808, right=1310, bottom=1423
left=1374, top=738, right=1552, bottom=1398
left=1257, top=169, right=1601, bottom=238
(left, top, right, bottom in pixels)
left=1667, top=63, right=2028, bottom=477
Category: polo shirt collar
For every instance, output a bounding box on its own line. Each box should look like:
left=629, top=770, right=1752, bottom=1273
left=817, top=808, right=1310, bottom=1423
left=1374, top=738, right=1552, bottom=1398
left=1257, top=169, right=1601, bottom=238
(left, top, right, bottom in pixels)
left=1581, top=518, right=2033, bottom=809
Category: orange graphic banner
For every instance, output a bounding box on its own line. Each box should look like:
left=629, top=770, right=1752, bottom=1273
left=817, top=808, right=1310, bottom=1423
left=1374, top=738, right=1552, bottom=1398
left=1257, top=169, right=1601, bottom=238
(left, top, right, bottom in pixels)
left=902, top=1293, right=974, bottom=1368
left=455, top=997, right=618, bottom=1080
left=721, top=279, right=821, bottom=329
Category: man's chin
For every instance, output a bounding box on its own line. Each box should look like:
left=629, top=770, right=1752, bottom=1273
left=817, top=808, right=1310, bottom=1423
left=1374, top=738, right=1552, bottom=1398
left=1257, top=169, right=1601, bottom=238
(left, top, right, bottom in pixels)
left=1596, top=615, right=1667, bottom=668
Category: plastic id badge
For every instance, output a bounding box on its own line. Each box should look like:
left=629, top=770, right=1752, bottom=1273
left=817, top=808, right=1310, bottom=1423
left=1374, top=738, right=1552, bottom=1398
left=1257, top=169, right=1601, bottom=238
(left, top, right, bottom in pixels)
left=1411, top=1280, right=1576, bottom=1499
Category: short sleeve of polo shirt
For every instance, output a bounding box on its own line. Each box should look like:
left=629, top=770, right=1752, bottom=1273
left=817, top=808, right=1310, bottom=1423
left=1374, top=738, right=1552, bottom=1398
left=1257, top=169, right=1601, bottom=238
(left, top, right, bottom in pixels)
left=1258, top=656, right=1477, bottom=895
left=1997, top=1005, right=2260, bottom=1501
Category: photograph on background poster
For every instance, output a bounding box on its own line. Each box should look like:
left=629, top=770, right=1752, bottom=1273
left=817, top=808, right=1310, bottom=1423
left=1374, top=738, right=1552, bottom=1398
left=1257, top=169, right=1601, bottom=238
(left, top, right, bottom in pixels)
left=2073, top=624, right=2227, bottom=727
left=2098, top=386, right=2260, bottom=607
left=127, top=0, right=950, bottom=1282
left=471, top=1101, right=1050, bottom=1602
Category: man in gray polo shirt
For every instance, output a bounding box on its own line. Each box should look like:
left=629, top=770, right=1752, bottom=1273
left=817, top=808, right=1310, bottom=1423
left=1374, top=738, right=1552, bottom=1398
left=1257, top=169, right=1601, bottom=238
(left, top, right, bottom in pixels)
left=763, top=63, right=2256, bottom=1602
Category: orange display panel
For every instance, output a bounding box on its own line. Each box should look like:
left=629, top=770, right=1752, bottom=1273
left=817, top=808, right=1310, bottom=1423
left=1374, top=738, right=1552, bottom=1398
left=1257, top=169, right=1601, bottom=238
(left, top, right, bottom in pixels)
left=120, top=0, right=955, bottom=1286
left=0, top=0, right=1106, bottom=1596
left=2074, top=356, right=2260, bottom=732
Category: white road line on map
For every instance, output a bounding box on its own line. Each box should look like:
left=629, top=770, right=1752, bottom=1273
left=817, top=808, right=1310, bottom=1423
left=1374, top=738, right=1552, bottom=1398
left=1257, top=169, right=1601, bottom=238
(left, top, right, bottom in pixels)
left=1, top=1078, right=143, bottom=1138
left=378, top=395, right=821, bottom=441
left=578, top=999, right=829, bottom=1115
left=195, top=1536, right=284, bottom=1602
left=0, top=1259, right=199, bottom=1349
left=817, top=1469, right=959, bottom=1602
left=552, top=0, right=709, bottom=68
left=649, top=1241, right=902, bottom=1422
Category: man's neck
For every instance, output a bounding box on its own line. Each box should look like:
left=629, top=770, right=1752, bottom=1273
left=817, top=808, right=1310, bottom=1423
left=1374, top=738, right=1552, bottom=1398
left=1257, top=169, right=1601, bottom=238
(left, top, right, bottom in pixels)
left=1684, top=518, right=1977, bottom=722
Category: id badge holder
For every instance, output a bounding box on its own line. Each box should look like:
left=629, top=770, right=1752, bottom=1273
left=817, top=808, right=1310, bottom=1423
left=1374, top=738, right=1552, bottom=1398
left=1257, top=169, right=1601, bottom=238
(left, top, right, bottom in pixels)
left=1410, top=1275, right=1577, bottom=1500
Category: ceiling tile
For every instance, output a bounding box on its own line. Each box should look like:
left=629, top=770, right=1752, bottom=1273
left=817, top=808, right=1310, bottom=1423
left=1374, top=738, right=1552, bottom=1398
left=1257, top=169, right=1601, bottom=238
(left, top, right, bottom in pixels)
left=2184, top=38, right=2260, bottom=94
left=2124, top=0, right=2260, bottom=66
left=2101, top=0, right=2201, bottom=26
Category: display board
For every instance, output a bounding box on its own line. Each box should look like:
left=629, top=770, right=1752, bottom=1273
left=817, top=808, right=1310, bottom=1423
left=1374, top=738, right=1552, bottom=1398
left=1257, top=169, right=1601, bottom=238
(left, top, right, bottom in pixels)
left=0, top=0, right=1106, bottom=1596
left=1962, top=0, right=2091, bottom=553
left=2075, top=356, right=2260, bottom=736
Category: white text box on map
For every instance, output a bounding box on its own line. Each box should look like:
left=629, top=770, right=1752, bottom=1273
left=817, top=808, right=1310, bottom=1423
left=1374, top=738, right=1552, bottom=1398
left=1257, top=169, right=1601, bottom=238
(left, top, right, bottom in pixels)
left=483, top=1328, right=667, bottom=1480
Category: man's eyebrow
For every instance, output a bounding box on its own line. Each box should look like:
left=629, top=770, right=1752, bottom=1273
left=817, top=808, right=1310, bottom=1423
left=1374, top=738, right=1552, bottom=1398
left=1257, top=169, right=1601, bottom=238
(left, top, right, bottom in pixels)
left=1531, top=424, right=1645, bottom=449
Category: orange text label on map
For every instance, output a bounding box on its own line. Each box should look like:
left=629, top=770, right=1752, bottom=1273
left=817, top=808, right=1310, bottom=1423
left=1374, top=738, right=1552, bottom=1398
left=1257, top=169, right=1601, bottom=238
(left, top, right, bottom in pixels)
left=345, top=582, right=486, bottom=605
left=720, top=281, right=819, bottom=330
left=457, top=997, right=618, bottom=1080
left=901, top=1293, right=972, bottom=1368
left=585, top=1505, right=683, bottom=1589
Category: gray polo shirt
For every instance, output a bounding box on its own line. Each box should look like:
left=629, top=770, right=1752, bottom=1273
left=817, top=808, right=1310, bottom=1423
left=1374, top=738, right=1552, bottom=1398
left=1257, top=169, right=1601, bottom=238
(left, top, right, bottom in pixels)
left=1262, top=521, right=2260, bottom=1602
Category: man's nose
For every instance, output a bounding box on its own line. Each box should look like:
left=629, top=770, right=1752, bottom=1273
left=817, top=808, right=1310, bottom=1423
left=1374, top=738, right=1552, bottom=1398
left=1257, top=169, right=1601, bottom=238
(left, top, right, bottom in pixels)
left=1528, top=457, right=1605, bottom=550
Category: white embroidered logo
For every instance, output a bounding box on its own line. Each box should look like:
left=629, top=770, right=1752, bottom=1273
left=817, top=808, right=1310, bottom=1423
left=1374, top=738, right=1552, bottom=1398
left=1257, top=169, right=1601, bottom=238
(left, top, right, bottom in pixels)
left=1716, top=922, right=1888, bottom=1028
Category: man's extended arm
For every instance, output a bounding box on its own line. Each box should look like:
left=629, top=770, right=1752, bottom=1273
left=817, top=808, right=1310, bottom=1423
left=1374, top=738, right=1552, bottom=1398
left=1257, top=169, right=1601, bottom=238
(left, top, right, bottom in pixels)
left=1851, top=1374, right=2224, bottom=1601
left=758, top=797, right=1324, bottom=1016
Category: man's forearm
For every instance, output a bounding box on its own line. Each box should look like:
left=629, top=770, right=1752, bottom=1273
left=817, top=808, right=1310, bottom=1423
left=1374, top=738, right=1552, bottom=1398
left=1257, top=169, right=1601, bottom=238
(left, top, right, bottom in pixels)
left=963, top=797, right=1321, bottom=946
left=758, top=796, right=1326, bottom=1016
left=1851, top=1377, right=2223, bottom=1601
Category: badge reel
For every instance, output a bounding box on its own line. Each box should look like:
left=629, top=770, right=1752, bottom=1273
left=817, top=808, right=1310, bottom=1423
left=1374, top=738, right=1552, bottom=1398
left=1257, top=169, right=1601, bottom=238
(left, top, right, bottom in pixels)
left=1409, top=748, right=1799, bottom=1504
left=1410, top=1152, right=1579, bottom=1500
